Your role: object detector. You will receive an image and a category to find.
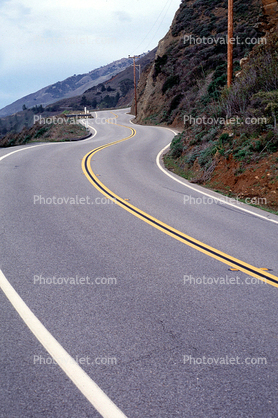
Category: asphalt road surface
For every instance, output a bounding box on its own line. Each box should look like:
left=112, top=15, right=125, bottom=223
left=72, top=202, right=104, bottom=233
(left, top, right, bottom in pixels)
left=1, top=108, right=278, bottom=417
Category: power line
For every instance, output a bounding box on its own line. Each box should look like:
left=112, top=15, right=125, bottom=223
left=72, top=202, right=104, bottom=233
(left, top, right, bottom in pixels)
left=144, top=0, right=175, bottom=52
left=132, top=0, right=175, bottom=54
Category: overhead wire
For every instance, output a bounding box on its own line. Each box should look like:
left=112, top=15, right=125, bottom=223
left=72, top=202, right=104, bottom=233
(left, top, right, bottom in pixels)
left=132, top=0, right=176, bottom=55
left=144, top=0, right=177, bottom=52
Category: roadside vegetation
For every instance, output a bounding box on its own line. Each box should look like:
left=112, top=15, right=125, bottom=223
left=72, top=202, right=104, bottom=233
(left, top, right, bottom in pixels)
left=165, top=32, right=278, bottom=212
left=137, top=0, right=262, bottom=126
left=0, top=115, right=89, bottom=147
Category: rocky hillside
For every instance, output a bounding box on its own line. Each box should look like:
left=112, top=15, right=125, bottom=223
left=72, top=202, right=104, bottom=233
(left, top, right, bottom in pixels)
left=0, top=57, right=135, bottom=117
left=260, top=0, right=278, bottom=29
left=133, top=0, right=278, bottom=212
left=133, top=0, right=264, bottom=126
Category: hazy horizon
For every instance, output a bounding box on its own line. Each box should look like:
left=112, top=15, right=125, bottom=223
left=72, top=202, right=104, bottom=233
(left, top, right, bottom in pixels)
left=0, top=0, right=181, bottom=110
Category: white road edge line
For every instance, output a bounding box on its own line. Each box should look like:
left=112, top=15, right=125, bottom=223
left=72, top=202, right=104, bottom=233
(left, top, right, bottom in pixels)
left=79, top=120, right=97, bottom=141
left=0, top=270, right=127, bottom=418
left=156, top=141, right=278, bottom=225
left=122, top=115, right=278, bottom=225
left=0, top=143, right=53, bottom=162
left=79, top=115, right=98, bottom=138
left=0, top=124, right=97, bottom=163
left=0, top=121, right=127, bottom=416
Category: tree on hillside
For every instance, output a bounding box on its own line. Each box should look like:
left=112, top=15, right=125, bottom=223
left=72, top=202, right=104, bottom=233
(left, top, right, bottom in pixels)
left=80, top=95, right=89, bottom=106
left=91, top=98, right=98, bottom=108
left=99, top=93, right=120, bottom=109
left=253, top=91, right=278, bottom=131
left=31, top=104, right=44, bottom=114
left=119, top=79, right=133, bottom=96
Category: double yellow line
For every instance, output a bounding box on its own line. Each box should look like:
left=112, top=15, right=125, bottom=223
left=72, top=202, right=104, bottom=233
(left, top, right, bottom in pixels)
left=82, top=118, right=278, bottom=288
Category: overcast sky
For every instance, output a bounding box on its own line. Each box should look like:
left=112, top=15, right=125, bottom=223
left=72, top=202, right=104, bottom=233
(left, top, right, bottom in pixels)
left=0, top=0, right=182, bottom=110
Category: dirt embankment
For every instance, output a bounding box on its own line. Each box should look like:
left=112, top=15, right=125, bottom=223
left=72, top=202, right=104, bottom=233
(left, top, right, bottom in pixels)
left=206, top=153, right=278, bottom=210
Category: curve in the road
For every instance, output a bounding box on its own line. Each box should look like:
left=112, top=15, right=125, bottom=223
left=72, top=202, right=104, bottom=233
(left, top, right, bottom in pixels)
left=81, top=118, right=278, bottom=288
left=156, top=143, right=278, bottom=226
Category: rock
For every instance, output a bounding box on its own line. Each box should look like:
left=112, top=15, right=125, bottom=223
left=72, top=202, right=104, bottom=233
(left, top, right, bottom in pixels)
left=259, top=0, right=278, bottom=31
left=240, top=58, right=249, bottom=67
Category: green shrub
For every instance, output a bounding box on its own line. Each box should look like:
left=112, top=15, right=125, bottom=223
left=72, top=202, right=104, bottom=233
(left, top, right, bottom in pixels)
left=154, top=55, right=168, bottom=77
left=34, top=126, right=49, bottom=138
left=207, top=73, right=226, bottom=99
left=219, top=133, right=230, bottom=143
left=169, top=94, right=183, bottom=112
left=198, top=142, right=217, bottom=166
left=162, top=75, right=180, bottom=94
left=183, top=150, right=199, bottom=165
left=249, top=139, right=262, bottom=152
left=265, top=131, right=274, bottom=141
left=202, top=127, right=219, bottom=143
left=234, top=146, right=252, bottom=160
left=22, top=134, right=32, bottom=145
left=221, top=34, right=278, bottom=117
left=119, top=79, right=133, bottom=96
left=266, top=133, right=278, bottom=152
left=170, top=134, right=183, bottom=158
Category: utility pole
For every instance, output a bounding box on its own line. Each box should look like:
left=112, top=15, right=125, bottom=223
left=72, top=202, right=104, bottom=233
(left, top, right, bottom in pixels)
left=227, top=0, right=233, bottom=87
left=128, top=55, right=140, bottom=117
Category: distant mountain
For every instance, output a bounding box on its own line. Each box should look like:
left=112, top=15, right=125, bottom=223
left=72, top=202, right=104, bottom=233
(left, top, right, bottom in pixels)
left=0, top=50, right=156, bottom=141
left=0, top=57, right=137, bottom=117
left=45, top=49, right=157, bottom=112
